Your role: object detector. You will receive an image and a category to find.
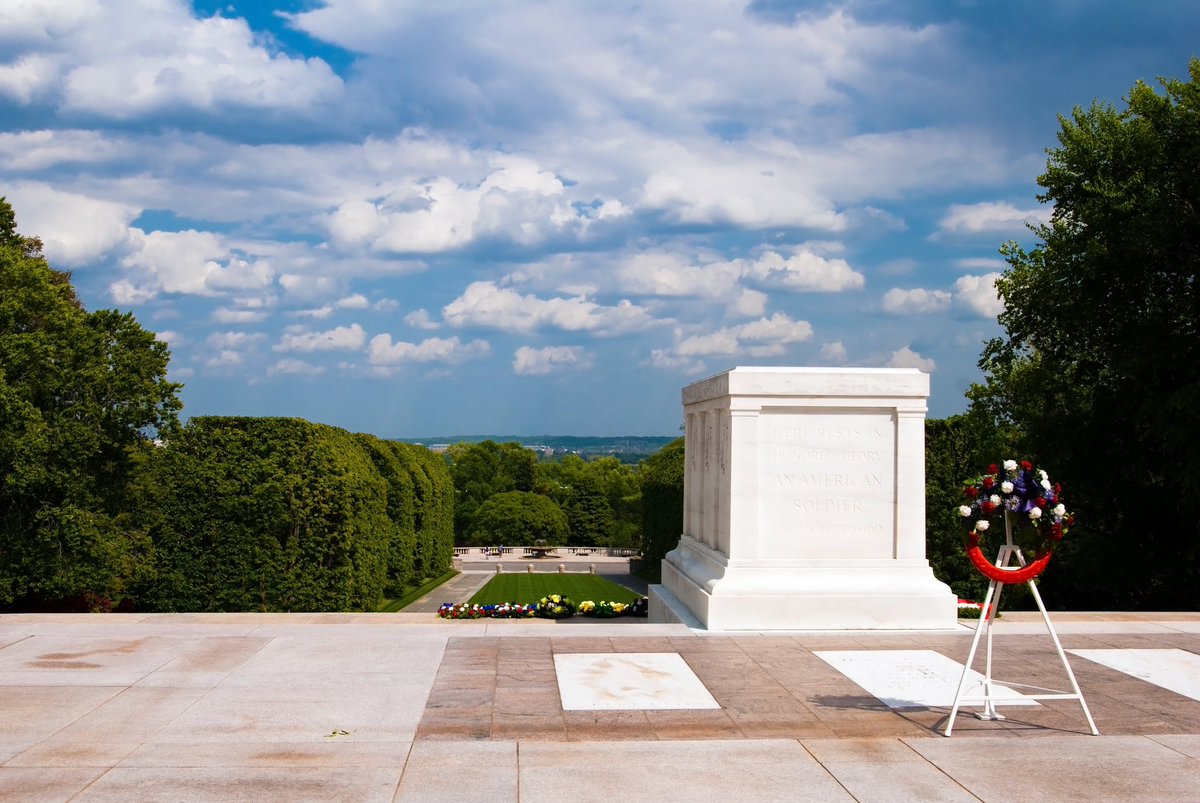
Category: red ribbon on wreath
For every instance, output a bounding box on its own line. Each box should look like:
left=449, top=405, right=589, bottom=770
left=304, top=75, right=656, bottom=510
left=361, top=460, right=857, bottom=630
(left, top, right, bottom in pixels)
left=965, top=533, right=1052, bottom=584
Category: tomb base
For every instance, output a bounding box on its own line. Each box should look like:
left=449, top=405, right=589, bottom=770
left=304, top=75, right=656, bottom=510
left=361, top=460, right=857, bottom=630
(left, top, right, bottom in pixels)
left=650, top=536, right=957, bottom=631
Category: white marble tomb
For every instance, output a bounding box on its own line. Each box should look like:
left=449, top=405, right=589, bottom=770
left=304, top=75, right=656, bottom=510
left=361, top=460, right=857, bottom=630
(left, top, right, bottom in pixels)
left=648, top=366, right=958, bottom=630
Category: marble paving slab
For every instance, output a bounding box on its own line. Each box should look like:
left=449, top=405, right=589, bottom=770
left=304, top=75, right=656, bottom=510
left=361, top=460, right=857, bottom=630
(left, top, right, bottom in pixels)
left=814, top=649, right=1040, bottom=709
left=554, top=652, right=720, bottom=710
left=1069, top=648, right=1200, bottom=701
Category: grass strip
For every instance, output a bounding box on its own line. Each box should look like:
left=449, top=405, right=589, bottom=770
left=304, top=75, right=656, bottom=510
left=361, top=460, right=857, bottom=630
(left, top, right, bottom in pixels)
left=467, top=573, right=641, bottom=606
left=377, top=569, right=460, bottom=612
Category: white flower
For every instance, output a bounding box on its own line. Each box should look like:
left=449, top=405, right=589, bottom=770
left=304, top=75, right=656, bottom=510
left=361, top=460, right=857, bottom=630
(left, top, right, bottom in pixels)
left=1028, top=506, right=1042, bottom=520
left=958, top=505, right=973, bottom=517
left=1041, top=479, right=1052, bottom=490
left=1053, top=504, right=1066, bottom=517
left=975, top=520, right=990, bottom=532
left=1003, top=459, right=1017, bottom=472
left=1001, top=481, right=1014, bottom=493
left=989, top=494, right=1002, bottom=506
left=1038, top=469, right=1048, bottom=481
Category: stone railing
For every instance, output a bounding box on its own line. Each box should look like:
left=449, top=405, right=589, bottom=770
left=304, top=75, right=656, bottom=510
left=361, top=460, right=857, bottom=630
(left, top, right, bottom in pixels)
left=452, top=546, right=641, bottom=558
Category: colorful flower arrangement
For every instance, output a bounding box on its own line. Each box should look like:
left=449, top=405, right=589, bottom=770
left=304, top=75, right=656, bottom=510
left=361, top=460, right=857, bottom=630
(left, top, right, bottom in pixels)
left=956, top=459, right=1074, bottom=583
left=537, top=594, right=577, bottom=619
left=437, top=602, right=538, bottom=619
left=438, top=595, right=649, bottom=620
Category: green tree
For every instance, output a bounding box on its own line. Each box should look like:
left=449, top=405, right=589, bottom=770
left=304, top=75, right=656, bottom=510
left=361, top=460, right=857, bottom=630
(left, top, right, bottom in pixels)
left=564, top=473, right=615, bottom=546
left=638, top=437, right=684, bottom=579
left=540, top=454, right=640, bottom=548
left=0, top=198, right=181, bottom=609
left=447, top=440, right=538, bottom=542
left=968, top=60, right=1200, bottom=608
left=469, top=491, right=569, bottom=546
left=924, top=414, right=1018, bottom=604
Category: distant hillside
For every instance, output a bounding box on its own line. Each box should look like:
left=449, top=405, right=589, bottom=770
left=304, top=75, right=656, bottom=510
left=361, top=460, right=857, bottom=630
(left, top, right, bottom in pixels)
left=393, top=435, right=678, bottom=463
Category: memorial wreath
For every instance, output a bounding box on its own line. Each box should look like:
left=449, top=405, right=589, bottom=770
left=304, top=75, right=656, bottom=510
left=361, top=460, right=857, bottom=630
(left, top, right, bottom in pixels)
left=956, top=459, right=1074, bottom=584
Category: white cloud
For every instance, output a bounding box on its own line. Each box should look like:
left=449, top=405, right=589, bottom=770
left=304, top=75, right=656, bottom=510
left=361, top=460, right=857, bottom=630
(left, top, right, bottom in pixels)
left=746, top=248, right=865, bottom=293
left=120, top=229, right=276, bottom=299
left=367, top=334, right=491, bottom=367
left=154, top=330, right=183, bottom=347
left=443, top=281, right=653, bottom=334
left=887, top=346, right=936, bottom=372
left=328, top=156, right=575, bottom=254
left=0, top=129, right=126, bottom=170
left=4, top=0, right=344, bottom=118
left=275, top=323, right=367, bottom=352
left=641, top=153, right=845, bottom=230
left=820, top=341, right=848, bottom=363
left=882, top=287, right=952, bottom=314
left=404, top=309, right=441, bottom=330
left=204, top=349, right=243, bottom=368
left=938, top=201, right=1051, bottom=236
left=615, top=252, right=741, bottom=299
left=5, top=182, right=137, bottom=266
left=268, top=358, right=325, bottom=377
left=674, top=313, right=813, bottom=357
left=0, top=54, right=63, bottom=104
left=954, top=272, right=1004, bottom=318
left=512, top=345, right=589, bottom=376
left=729, top=288, right=768, bottom=318
left=737, top=313, right=815, bottom=343
left=212, top=308, right=268, bottom=324
left=644, top=349, right=706, bottom=375
left=208, top=331, right=265, bottom=350
left=336, top=294, right=370, bottom=310
left=109, top=280, right=157, bottom=306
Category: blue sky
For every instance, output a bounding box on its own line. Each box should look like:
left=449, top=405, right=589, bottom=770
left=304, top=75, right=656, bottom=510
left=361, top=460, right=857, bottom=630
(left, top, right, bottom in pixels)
left=2, top=1, right=1197, bottom=437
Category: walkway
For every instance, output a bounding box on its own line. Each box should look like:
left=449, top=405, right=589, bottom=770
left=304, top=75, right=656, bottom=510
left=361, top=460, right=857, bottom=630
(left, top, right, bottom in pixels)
left=1, top=612, right=1198, bottom=801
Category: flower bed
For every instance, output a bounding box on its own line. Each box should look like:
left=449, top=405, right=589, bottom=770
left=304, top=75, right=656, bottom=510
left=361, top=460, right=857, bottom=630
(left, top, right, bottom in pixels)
left=438, top=594, right=649, bottom=620
left=957, top=599, right=984, bottom=619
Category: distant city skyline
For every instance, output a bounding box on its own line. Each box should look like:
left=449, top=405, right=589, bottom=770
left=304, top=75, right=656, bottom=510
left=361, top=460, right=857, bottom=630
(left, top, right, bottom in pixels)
left=3, top=1, right=1198, bottom=436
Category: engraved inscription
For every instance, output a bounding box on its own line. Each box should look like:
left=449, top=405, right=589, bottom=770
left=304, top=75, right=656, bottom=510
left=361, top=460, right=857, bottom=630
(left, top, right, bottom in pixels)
left=759, top=411, right=895, bottom=559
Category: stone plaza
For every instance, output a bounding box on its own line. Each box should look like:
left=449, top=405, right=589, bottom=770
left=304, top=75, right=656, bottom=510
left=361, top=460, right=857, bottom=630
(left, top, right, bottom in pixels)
left=2, top=611, right=1200, bottom=801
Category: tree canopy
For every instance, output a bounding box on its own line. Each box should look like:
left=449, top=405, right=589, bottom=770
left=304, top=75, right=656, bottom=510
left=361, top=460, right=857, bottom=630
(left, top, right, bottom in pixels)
left=638, top=437, right=684, bottom=578
left=968, top=60, right=1200, bottom=607
left=469, top=490, right=569, bottom=546
left=0, top=198, right=182, bottom=608
left=447, top=440, right=538, bottom=542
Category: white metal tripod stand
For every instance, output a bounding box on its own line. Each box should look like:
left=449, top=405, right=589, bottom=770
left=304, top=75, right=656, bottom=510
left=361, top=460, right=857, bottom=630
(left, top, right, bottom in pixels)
left=944, top=513, right=1099, bottom=736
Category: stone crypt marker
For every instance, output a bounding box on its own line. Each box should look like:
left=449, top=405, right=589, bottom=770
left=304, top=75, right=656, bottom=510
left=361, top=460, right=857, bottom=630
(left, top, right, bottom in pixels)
left=649, top=367, right=957, bottom=630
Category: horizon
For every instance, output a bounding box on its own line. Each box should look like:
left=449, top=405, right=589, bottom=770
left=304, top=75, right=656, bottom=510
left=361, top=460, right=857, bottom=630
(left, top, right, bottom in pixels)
left=5, top=1, right=1199, bottom=435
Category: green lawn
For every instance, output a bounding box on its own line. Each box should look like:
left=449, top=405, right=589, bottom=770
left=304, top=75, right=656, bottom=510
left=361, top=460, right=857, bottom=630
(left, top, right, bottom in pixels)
left=467, top=574, right=642, bottom=606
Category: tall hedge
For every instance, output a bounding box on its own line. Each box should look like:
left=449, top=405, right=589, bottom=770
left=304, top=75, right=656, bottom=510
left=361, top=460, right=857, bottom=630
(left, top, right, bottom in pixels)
left=355, top=434, right=418, bottom=596
left=639, top=437, right=684, bottom=578
left=395, top=442, right=454, bottom=578
left=134, top=417, right=390, bottom=611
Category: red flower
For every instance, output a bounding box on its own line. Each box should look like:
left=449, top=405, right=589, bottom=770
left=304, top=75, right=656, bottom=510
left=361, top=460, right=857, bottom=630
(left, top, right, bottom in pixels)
left=982, top=477, right=995, bottom=489
left=1021, top=460, right=1033, bottom=470
left=964, top=486, right=979, bottom=498
left=1036, top=496, right=1048, bottom=508
left=1050, top=523, right=1064, bottom=541
left=981, top=500, right=997, bottom=513
left=987, top=463, right=999, bottom=474
left=1054, top=483, right=1062, bottom=494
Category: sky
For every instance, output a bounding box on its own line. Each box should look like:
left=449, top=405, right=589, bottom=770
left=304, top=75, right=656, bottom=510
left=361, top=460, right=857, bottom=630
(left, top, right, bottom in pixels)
left=2, top=1, right=1198, bottom=437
